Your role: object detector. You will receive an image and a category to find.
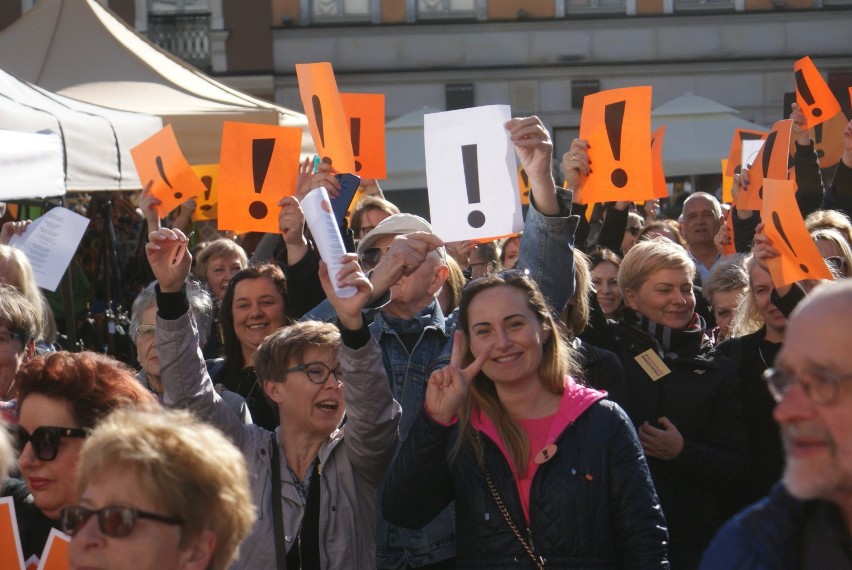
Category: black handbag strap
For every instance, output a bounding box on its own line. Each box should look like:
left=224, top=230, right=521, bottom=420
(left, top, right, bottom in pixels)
left=271, top=432, right=288, bottom=570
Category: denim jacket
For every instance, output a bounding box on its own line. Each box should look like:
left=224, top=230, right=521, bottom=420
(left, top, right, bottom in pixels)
left=304, top=189, right=579, bottom=568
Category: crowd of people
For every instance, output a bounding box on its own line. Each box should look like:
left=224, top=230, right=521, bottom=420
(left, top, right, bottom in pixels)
left=0, top=105, right=850, bottom=569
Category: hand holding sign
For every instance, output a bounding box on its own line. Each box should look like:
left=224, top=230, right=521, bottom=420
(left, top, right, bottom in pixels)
left=725, top=129, right=768, bottom=178
left=130, top=125, right=205, bottom=219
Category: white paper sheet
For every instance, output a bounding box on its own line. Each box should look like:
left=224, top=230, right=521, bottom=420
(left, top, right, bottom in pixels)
left=424, top=105, right=523, bottom=243
left=9, top=207, right=90, bottom=292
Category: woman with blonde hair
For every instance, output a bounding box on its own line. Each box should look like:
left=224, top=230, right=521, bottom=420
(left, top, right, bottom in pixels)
left=63, top=408, right=255, bottom=570
left=0, top=244, right=56, bottom=346
left=383, top=271, right=667, bottom=568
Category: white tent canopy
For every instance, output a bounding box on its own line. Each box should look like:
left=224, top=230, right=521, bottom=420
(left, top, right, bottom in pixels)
left=651, top=93, right=769, bottom=178
left=0, top=0, right=313, bottom=165
left=0, top=129, right=65, bottom=199
left=0, top=67, right=162, bottom=190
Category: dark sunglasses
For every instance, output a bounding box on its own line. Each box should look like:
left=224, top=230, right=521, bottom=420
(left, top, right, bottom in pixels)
left=14, top=425, right=87, bottom=461
left=60, top=504, right=183, bottom=538
left=359, top=246, right=391, bottom=271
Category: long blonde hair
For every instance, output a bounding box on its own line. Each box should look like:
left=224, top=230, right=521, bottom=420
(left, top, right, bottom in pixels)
left=453, top=272, right=580, bottom=473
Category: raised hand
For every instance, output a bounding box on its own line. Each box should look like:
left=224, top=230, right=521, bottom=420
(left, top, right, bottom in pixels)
left=367, top=232, right=444, bottom=302
left=145, top=228, right=192, bottom=293
left=278, top=196, right=306, bottom=244
left=293, top=156, right=314, bottom=199
left=506, top=116, right=559, bottom=215
left=0, top=220, right=31, bottom=245
left=752, top=222, right=779, bottom=269
left=561, top=138, right=591, bottom=193
left=790, top=103, right=811, bottom=147
left=297, top=161, right=340, bottom=201
left=318, top=254, right=373, bottom=331
left=424, top=330, right=491, bottom=425
left=138, top=181, right=162, bottom=233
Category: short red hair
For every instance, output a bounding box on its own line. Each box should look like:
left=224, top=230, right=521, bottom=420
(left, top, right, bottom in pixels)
left=16, top=351, right=158, bottom=429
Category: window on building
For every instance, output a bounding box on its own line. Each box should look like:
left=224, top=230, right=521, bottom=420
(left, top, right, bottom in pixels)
left=147, top=0, right=211, bottom=70
left=417, top=0, right=477, bottom=19
left=565, top=0, right=625, bottom=14
left=673, top=0, right=734, bottom=11
left=311, top=0, right=370, bottom=21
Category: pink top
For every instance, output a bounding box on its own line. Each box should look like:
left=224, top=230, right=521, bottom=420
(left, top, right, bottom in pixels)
left=516, top=414, right=556, bottom=522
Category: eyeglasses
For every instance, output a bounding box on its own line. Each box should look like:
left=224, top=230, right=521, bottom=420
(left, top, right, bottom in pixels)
left=134, top=324, right=156, bottom=338
left=824, top=256, right=848, bottom=277
left=359, top=246, right=391, bottom=272
left=60, top=504, right=183, bottom=538
left=284, top=362, right=343, bottom=385
left=14, top=426, right=88, bottom=461
left=627, top=226, right=641, bottom=236
left=763, top=367, right=852, bottom=405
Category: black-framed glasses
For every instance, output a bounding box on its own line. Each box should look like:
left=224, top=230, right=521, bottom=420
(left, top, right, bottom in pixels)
left=60, top=504, right=183, bottom=538
left=284, top=362, right=343, bottom=385
left=763, top=367, right=852, bottom=405
left=14, top=425, right=87, bottom=461
left=359, top=246, right=391, bottom=272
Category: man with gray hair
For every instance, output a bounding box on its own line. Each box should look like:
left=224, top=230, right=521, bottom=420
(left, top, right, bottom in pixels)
left=680, top=192, right=724, bottom=283
left=700, top=279, right=852, bottom=568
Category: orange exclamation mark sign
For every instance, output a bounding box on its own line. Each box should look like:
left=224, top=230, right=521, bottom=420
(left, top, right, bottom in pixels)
left=461, top=144, right=485, bottom=228
left=350, top=117, right=362, bottom=172
left=771, top=212, right=809, bottom=274
left=604, top=101, right=628, bottom=189
left=311, top=95, right=329, bottom=165
left=795, top=69, right=822, bottom=120
left=250, top=139, right=275, bottom=220
left=155, top=156, right=179, bottom=198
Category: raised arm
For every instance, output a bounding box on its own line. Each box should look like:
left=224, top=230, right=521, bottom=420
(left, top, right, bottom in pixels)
left=146, top=228, right=250, bottom=446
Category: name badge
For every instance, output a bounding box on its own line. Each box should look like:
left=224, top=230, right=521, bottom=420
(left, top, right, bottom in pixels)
left=634, top=349, right=671, bottom=381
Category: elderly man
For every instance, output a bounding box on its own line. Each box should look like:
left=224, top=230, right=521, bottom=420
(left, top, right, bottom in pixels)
left=680, top=192, right=724, bottom=283
left=700, top=279, right=852, bottom=568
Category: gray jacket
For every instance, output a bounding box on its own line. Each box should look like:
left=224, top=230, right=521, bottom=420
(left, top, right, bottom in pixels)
left=156, top=309, right=402, bottom=569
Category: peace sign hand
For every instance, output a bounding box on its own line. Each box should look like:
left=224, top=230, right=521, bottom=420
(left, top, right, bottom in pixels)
left=425, top=330, right=491, bottom=425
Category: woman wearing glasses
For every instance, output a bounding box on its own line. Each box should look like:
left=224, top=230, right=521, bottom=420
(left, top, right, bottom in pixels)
left=147, top=227, right=401, bottom=569
left=6, top=351, right=157, bottom=561
left=63, top=407, right=255, bottom=570
left=383, top=271, right=668, bottom=568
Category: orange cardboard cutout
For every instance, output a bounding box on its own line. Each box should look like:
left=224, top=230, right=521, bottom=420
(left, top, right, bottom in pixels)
left=794, top=56, right=842, bottom=130
left=218, top=122, right=302, bottom=234
left=130, top=124, right=205, bottom=218
left=721, top=159, right=734, bottom=204
left=762, top=178, right=833, bottom=288
left=191, top=164, right=219, bottom=221
left=721, top=209, right=736, bottom=256
left=651, top=124, right=668, bottom=199
left=725, top=129, right=767, bottom=177
left=340, top=93, right=386, bottom=179
left=737, top=119, right=793, bottom=212
left=578, top=86, right=653, bottom=204
left=37, top=529, right=69, bottom=570
left=518, top=166, right=531, bottom=205
left=296, top=63, right=356, bottom=174
left=810, top=110, right=849, bottom=170
left=0, top=497, right=25, bottom=570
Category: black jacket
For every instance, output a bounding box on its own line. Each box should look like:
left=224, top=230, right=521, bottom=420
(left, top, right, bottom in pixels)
left=604, top=322, right=748, bottom=570
left=382, top=397, right=669, bottom=569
